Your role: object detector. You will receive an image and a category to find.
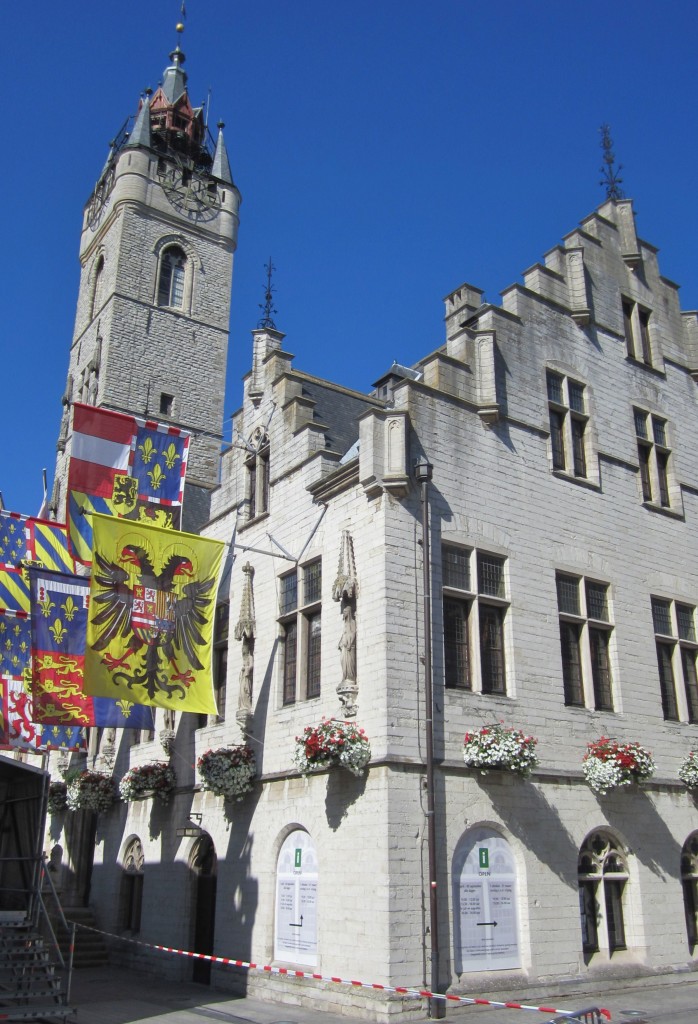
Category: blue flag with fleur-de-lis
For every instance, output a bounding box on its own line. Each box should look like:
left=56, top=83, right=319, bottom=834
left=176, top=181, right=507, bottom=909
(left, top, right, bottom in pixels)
left=0, top=612, right=32, bottom=677
left=29, top=568, right=155, bottom=729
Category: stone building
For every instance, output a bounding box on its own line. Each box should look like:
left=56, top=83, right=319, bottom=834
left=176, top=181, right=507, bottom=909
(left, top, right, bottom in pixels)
left=42, top=32, right=698, bottom=1022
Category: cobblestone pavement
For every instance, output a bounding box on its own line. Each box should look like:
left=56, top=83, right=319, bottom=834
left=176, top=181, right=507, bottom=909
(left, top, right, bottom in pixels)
left=67, top=965, right=698, bottom=1024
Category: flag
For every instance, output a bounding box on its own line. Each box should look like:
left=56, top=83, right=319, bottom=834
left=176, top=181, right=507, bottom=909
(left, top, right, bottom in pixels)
left=85, top=513, right=224, bottom=714
left=0, top=511, right=28, bottom=566
left=29, top=568, right=156, bottom=729
left=26, top=519, right=75, bottom=574
left=0, top=568, right=30, bottom=615
left=0, top=611, right=31, bottom=677
left=0, top=510, right=74, bottom=573
left=67, top=403, right=190, bottom=564
left=38, top=725, right=87, bottom=751
left=6, top=676, right=40, bottom=750
left=0, top=677, right=7, bottom=747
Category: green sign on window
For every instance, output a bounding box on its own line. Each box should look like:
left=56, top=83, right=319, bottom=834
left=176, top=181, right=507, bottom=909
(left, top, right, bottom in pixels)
left=479, top=848, right=489, bottom=869
left=294, top=849, right=302, bottom=868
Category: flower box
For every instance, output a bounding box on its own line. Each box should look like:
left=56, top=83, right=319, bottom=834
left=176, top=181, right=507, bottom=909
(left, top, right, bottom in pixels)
left=119, top=762, right=176, bottom=805
left=48, top=781, right=68, bottom=815
left=582, top=737, right=655, bottom=795
left=65, top=770, right=117, bottom=813
left=294, top=719, right=371, bottom=777
left=197, top=746, right=256, bottom=801
left=679, top=751, right=698, bottom=790
left=463, top=723, right=538, bottom=777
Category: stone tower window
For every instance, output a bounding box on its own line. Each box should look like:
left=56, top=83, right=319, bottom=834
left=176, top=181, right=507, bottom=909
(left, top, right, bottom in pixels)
left=157, top=245, right=187, bottom=308
left=578, top=831, right=628, bottom=960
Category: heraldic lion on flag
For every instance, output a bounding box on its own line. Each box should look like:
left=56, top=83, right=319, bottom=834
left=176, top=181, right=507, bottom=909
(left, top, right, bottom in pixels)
left=85, top=514, right=223, bottom=714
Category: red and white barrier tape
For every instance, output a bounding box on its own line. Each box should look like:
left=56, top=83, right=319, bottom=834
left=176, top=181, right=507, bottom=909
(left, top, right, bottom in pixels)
left=73, top=921, right=610, bottom=1019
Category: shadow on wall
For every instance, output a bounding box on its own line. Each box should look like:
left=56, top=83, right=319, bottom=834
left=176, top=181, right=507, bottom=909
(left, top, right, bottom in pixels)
left=478, top=774, right=581, bottom=888
left=324, top=768, right=367, bottom=831
left=599, top=786, right=683, bottom=881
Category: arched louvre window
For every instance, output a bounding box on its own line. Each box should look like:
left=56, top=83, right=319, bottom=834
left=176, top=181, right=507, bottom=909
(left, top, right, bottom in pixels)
left=157, top=246, right=187, bottom=308
left=681, top=833, right=698, bottom=949
left=578, top=831, right=628, bottom=958
left=89, top=255, right=105, bottom=321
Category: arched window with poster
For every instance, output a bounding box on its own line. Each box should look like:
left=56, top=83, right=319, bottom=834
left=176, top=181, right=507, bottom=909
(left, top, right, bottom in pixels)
left=274, top=829, right=318, bottom=967
left=452, top=826, right=521, bottom=973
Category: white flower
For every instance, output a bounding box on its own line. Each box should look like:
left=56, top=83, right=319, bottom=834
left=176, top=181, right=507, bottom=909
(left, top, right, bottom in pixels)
left=679, top=752, right=698, bottom=789
left=197, top=747, right=256, bottom=801
left=463, top=724, right=538, bottom=777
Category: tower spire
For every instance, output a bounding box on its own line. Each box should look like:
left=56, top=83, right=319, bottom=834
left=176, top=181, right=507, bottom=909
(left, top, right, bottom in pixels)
left=599, top=123, right=624, bottom=201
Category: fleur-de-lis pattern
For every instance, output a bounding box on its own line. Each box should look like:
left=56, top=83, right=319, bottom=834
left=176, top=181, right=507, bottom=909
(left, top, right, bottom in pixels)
left=163, top=442, right=180, bottom=470
left=61, top=596, right=78, bottom=621
left=146, top=463, right=166, bottom=490
left=138, top=436, right=157, bottom=464
left=49, top=619, right=67, bottom=644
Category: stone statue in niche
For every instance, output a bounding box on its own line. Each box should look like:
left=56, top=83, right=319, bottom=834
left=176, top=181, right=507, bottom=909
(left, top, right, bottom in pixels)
left=333, top=530, right=358, bottom=717
left=238, top=637, right=254, bottom=713
left=234, top=562, right=256, bottom=737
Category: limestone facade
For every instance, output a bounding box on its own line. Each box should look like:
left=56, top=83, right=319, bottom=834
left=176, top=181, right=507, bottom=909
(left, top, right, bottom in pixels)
left=41, top=190, right=698, bottom=1018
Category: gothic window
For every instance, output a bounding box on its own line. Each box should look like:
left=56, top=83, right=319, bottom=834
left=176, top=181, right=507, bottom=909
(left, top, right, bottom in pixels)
left=681, top=833, right=698, bottom=950
left=118, top=837, right=144, bottom=933
left=556, top=574, right=615, bottom=710
left=634, top=409, right=672, bottom=508
left=279, top=561, right=322, bottom=705
left=442, top=545, right=509, bottom=695
left=578, top=831, right=628, bottom=960
left=652, top=597, right=698, bottom=722
left=157, top=245, right=187, bottom=308
left=212, top=602, right=229, bottom=722
left=546, top=371, right=590, bottom=479
left=622, top=297, right=653, bottom=366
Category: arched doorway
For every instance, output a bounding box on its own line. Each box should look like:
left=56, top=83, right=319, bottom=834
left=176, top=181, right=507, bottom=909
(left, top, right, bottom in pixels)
left=274, top=829, right=318, bottom=966
left=189, top=834, right=217, bottom=984
left=452, top=826, right=521, bottom=973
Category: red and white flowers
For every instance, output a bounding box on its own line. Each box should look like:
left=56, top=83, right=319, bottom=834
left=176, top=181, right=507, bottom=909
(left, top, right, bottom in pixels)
left=119, top=762, right=176, bottom=805
left=197, top=746, right=256, bottom=801
left=582, top=737, right=655, bottom=795
left=462, top=722, right=538, bottom=777
left=294, top=719, right=371, bottom=777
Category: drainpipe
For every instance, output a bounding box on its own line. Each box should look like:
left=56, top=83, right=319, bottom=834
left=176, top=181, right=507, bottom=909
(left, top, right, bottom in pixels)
left=414, top=458, right=444, bottom=1019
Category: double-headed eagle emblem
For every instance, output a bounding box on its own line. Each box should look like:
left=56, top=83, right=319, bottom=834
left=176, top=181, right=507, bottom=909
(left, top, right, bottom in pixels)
left=90, top=544, right=216, bottom=700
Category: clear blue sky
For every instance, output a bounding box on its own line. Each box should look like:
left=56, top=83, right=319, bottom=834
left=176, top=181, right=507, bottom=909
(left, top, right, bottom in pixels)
left=3, top=0, right=697, bottom=516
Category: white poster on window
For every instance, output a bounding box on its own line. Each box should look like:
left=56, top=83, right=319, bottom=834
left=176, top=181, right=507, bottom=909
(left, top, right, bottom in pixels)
left=274, top=830, right=318, bottom=966
left=453, top=828, right=521, bottom=973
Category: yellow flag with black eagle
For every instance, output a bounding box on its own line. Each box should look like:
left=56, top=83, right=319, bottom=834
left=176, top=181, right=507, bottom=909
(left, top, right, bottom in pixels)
left=84, top=514, right=224, bottom=714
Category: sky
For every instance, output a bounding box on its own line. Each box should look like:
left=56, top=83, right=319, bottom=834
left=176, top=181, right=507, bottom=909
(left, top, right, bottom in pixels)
left=2, top=0, right=698, bottom=516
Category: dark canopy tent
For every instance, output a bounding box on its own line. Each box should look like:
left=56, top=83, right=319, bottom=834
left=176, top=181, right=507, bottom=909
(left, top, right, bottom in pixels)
left=0, top=755, right=49, bottom=917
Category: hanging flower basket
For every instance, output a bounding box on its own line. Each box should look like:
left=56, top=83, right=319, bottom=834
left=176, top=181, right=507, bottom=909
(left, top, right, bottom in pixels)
left=119, top=762, right=177, bottom=805
left=65, top=770, right=117, bottom=813
left=463, top=722, right=538, bottom=777
left=582, top=737, right=655, bottom=795
left=679, top=751, right=698, bottom=790
left=294, top=719, right=371, bottom=777
left=197, top=746, right=256, bottom=801
left=48, top=781, right=68, bottom=815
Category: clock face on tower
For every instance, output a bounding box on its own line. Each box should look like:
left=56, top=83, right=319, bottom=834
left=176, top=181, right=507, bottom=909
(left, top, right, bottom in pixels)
left=158, top=154, right=221, bottom=220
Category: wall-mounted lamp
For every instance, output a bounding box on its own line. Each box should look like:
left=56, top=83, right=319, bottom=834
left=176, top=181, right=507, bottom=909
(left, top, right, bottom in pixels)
left=176, top=812, right=203, bottom=838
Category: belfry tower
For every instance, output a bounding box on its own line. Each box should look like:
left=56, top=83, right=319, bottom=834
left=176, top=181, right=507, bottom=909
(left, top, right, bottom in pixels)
left=52, top=26, right=240, bottom=530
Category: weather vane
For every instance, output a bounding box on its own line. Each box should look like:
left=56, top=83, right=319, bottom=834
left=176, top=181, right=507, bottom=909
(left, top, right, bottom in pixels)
left=258, top=259, right=278, bottom=330
left=599, top=124, right=624, bottom=201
